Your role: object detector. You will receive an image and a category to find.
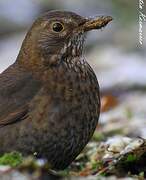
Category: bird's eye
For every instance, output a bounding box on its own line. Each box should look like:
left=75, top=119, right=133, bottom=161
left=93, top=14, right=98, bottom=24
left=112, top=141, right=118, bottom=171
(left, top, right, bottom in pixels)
left=52, top=22, right=64, bottom=32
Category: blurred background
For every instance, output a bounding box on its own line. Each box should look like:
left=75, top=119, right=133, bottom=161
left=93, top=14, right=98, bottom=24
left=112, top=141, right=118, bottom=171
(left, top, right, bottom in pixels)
left=0, top=0, right=146, bottom=137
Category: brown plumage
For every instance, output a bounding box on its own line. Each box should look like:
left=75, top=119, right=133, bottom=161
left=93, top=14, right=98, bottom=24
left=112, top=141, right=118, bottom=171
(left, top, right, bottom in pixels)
left=0, top=11, right=112, bottom=169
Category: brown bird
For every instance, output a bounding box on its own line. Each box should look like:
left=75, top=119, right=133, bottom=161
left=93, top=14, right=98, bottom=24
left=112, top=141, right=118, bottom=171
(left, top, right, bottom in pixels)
left=0, top=11, right=112, bottom=170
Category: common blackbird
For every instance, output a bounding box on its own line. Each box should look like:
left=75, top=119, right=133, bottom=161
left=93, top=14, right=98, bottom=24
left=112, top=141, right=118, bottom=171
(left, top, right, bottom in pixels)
left=0, top=11, right=112, bottom=170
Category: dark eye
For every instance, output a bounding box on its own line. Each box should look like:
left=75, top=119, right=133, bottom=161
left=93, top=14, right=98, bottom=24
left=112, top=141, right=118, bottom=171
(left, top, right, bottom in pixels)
left=52, top=22, right=64, bottom=32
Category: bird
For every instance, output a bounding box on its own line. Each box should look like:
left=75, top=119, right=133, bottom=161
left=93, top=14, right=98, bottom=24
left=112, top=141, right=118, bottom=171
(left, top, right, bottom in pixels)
left=0, top=10, right=112, bottom=170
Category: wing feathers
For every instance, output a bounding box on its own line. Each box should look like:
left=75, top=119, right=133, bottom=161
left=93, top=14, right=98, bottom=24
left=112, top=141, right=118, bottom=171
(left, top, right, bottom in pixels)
left=0, top=105, right=28, bottom=127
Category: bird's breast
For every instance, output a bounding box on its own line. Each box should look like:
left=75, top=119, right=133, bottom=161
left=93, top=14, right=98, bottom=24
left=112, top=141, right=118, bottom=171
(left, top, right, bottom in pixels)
left=42, top=58, right=99, bottom=103
left=34, top=59, right=100, bottom=131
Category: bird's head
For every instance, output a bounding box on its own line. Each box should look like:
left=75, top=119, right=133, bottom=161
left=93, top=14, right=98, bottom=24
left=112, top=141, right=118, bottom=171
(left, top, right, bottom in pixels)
left=17, top=10, right=112, bottom=72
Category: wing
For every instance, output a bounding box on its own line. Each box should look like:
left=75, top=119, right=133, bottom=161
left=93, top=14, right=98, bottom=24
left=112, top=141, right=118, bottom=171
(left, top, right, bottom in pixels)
left=0, top=63, right=41, bottom=127
left=0, top=105, right=28, bottom=127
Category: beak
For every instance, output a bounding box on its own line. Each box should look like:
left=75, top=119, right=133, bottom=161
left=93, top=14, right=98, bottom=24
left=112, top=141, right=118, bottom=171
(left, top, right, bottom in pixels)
left=82, top=16, right=113, bottom=32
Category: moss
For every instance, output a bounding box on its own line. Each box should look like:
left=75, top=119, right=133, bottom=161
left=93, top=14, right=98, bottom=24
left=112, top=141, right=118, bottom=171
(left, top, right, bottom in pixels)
left=125, top=154, right=138, bottom=163
left=105, top=128, right=124, bottom=136
left=91, top=160, right=104, bottom=171
left=92, top=132, right=105, bottom=141
left=58, top=169, right=70, bottom=177
left=0, top=152, right=23, bottom=167
left=125, top=107, right=133, bottom=119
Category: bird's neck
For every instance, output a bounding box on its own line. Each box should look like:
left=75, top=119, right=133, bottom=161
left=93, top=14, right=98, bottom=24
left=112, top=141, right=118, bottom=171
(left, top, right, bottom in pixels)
left=16, top=40, right=88, bottom=102
left=16, top=31, right=87, bottom=87
left=17, top=41, right=43, bottom=73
